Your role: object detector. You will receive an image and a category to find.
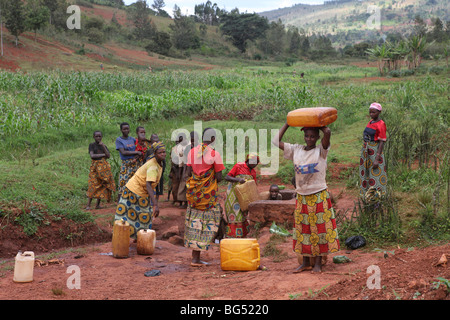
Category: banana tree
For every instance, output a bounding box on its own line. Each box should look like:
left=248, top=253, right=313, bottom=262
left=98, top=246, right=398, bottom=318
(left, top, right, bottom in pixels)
left=407, top=35, right=432, bottom=69
left=366, top=43, right=390, bottom=76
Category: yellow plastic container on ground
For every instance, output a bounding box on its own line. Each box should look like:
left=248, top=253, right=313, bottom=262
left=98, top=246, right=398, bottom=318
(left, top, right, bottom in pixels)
left=137, top=229, right=156, bottom=255
left=234, top=180, right=259, bottom=212
left=13, top=251, right=35, bottom=283
left=287, top=107, right=338, bottom=127
left=112, top=219, right=130, bottom=258
left=220, top=238, right=260, bottom=271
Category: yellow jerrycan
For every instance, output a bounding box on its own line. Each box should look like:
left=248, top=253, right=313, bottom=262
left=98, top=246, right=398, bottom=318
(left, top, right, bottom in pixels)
left=234, top=179, right=259, bottom=212
left=136, top=229, right=156, bottom=255
left=112, top=219, right=130, bottom=258
left=287, top=107, right=337, bottom=127
left=13, top=251, right=35, bottom=283
left=220, top=238, right=260, bottom=271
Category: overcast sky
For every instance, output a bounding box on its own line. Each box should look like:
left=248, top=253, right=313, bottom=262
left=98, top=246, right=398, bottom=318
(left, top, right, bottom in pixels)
left=122, top=0, right=325, bottom=15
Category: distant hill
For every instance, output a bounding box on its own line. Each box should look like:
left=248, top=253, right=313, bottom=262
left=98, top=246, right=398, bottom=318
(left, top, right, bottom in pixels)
left=260, top=0, right=449, bottom=45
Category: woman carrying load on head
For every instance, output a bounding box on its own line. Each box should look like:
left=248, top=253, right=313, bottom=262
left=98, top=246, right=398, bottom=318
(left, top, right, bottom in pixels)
left=359, top=102, right=388, bottom=202
left=184, top=128, right=225, bottom=267
left=223, top=153, right=260, bottom=238
left=115, top=142, right=166, bottom=239
left=273, top=123, right=339, bottom=273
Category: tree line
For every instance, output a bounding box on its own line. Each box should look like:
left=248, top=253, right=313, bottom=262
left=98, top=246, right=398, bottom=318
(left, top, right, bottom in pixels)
left=1, top=0, right=448, bottom=66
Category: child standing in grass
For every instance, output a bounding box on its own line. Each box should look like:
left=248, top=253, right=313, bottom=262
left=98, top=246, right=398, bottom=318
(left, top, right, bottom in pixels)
left=116, top=122, right=141, bottom=200
left=86, top=131, right=116, bottom=210
left=273, top=124, right=340, bottom=273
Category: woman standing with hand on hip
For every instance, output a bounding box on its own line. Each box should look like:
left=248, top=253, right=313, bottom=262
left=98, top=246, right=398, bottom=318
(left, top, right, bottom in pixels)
left=360, top=102, right=388, bottom=202
left=273, top=124, right=340, bottom=273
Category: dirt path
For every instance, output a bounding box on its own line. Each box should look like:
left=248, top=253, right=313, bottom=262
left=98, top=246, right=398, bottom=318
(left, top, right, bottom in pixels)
left=0, top=182, right=448, bottom=301
left=0, top=201, right=382, bottom=300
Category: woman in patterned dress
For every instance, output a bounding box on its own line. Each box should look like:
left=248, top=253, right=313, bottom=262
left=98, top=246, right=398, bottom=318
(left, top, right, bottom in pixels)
left=115, top=122, right=142, bottom=200
left=223, top=153, right=260, bottom=238
left=114, top=142, right=166, bottom=239
left=273, top=123, right=340, bottom=273
left=184, top=128, right=225, bottom=266
left=86, top=131, right=116, bottom=210
left=359, top=102, right=388, bottom=202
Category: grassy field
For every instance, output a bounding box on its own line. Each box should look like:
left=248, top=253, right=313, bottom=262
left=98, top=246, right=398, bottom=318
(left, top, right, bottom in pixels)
left=0, top=60, right=448, bottom=245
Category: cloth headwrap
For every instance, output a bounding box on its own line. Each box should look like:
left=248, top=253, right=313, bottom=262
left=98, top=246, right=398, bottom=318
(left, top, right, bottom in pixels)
left=369, top=102, right=382, bottom=112
left=246, top=152, right=260, bottom=165
left=146, top=141, right=165, bottom=161
left=152, top=141, right=166, bottom=153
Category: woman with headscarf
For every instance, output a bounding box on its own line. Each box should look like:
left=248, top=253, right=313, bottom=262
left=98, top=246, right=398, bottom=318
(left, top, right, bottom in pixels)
left=223, top=153, right=260, bottom=238
left=184, top=128, right=225, bottom=266
left=360, top=102, right=388, bottom=202
left=115, top=142, right=166, bottom=239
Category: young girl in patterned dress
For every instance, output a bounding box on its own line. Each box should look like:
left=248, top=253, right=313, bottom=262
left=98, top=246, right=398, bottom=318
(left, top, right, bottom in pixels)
left=86, top=131, right=116, bottom=210
left=273, top=124, right=340, bottom=273
left=115, top=122, right=141, bottom=200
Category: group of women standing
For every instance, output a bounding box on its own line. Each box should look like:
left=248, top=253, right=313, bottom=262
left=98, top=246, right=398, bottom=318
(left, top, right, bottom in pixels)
left=86, top=102, right=387, bottom=272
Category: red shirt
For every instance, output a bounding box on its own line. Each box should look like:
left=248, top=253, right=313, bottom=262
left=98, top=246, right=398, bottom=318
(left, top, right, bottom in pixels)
left=227, top=162, right=257, bottom=182
left=363, top=120, right=387, bottom=142
left=187, top=144, right=225, bottom=176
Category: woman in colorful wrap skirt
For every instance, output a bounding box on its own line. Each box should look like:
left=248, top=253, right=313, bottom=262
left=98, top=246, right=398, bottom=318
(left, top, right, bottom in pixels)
left=273, top=124, right=340, bottom=273
left=86, top=131, right=116, bottom=210
left=115, top=142, right=166, bottom=239
left=223, top=153, right=260, bottom=238
left=116, top=122, right=142, bottom=200
left=184, top=128, right=225, bottom=266
left=360, top=102, right=388, bottom=202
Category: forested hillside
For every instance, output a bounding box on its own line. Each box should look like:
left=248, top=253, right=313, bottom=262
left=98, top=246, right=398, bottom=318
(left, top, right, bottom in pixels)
left=0, top=0, right=449, bottom=70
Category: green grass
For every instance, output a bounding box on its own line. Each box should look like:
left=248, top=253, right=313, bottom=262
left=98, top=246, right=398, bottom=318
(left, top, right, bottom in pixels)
left=0, top=61, right=448, bottom=243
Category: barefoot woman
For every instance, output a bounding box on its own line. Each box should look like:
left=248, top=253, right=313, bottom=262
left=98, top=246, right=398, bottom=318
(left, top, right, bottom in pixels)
left=273, top=124, right=340, bottom=273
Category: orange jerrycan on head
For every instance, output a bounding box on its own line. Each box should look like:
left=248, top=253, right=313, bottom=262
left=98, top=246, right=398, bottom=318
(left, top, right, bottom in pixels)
left=287, top=107, right=337, bottom=128
left=220, top=238, right=260, bottom=271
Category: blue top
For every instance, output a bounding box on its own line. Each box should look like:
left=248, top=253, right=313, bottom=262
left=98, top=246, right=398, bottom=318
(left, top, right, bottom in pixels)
left=115, top=136, right=136, bottom=160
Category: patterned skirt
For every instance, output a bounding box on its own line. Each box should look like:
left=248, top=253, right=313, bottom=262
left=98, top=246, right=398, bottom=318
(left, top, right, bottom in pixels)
left=223, top=174, right=253, bottom=238
left=359, top=141, right=388, bottom=200
left=118, top=159, right=138, bottom=198
left=115, top=187, right=154, bottom=239
left=293, top=189, right=340, bottom=257
left=86, top=159, right=116, bottom=202
left=184, top=204, right=221, bottom=251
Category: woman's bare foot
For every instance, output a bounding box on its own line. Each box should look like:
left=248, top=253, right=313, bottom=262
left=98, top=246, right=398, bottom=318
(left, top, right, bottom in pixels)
left=311, top=256, right=322, bottom=273
left=191, top=260, right=209, bottom=267
left=191, top=250, right=209, bottom=267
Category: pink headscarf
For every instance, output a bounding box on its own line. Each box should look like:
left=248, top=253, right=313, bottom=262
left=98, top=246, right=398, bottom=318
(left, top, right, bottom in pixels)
left=369, top=102, right=382, bottom=112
